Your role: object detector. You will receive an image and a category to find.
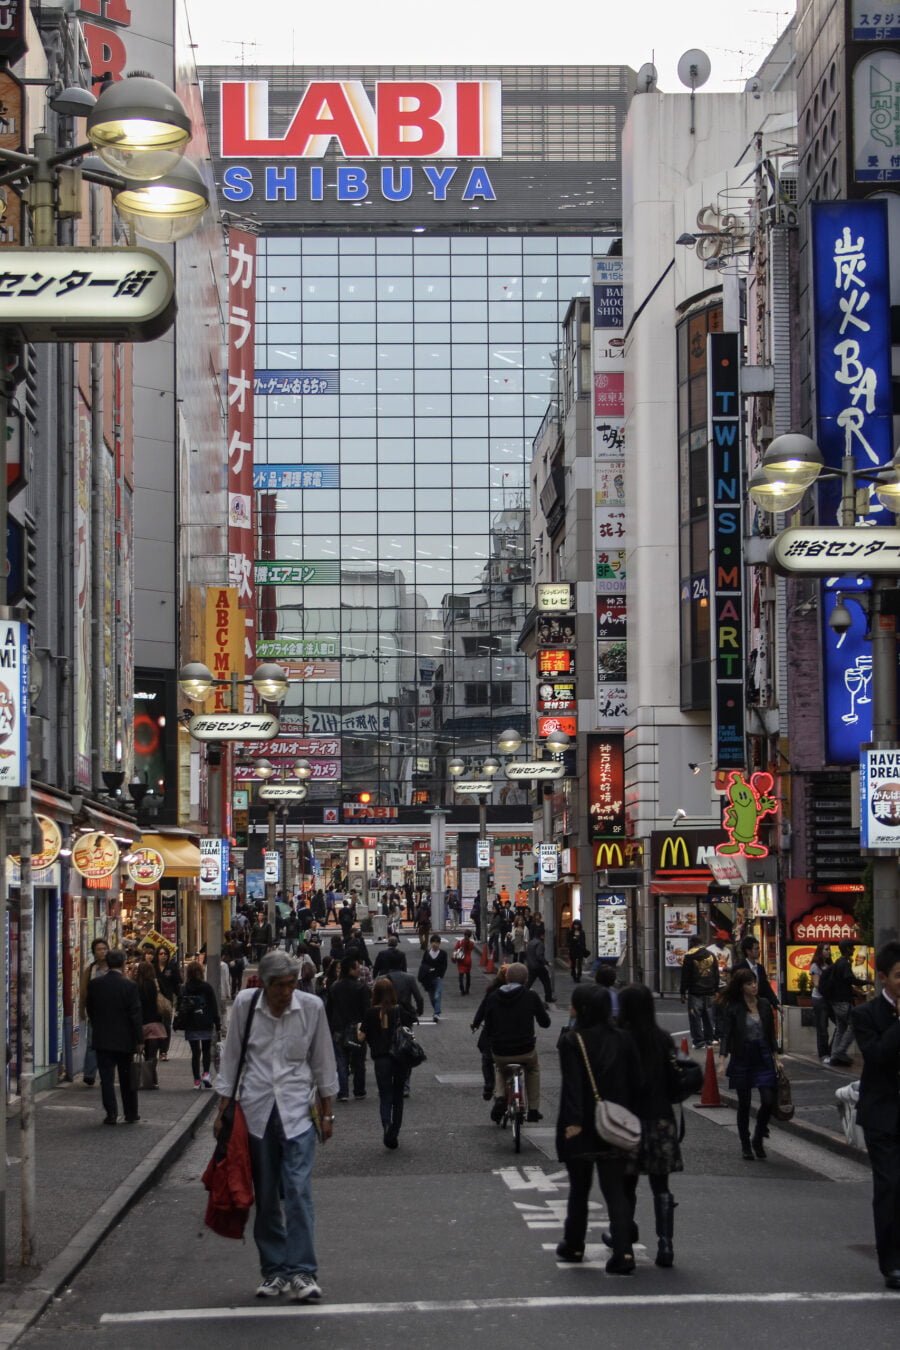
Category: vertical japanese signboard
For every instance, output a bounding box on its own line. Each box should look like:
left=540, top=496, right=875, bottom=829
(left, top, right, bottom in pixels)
left=587, top=733, right=625, bottom=842
left=707, top=331, right=745, bottom=770
left=593, top=255, right=627, bottom=727
left=812, top=201, right=893, bottom=762
left=227, top=229, right=257, bottom=676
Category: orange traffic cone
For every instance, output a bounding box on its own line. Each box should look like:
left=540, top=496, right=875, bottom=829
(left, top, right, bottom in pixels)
left=484, top=945, right=496, bottom=975
left=680, top=1037, right=690, bottom=1057
left=696, top=1045, right=724, bottom=1108
left=479, top=942, right=488, bottom=969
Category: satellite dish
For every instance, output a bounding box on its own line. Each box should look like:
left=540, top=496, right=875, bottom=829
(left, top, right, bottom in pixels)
left=677, top=48, right=712, bottom=91
left=636, top=62, right=659, bottom=94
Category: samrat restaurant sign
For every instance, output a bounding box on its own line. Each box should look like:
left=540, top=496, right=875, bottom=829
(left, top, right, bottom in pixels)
left=220, top=78, right=502, bottom=207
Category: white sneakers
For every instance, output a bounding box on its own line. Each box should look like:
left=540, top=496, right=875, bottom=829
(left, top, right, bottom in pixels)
left=255, top=1273, right=322, bottom=1302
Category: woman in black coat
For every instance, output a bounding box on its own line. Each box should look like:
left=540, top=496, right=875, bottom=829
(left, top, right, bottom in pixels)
left=718, top=967, right=779, bottom=1161
left=568, top=921, right=589, bottom=983
left=556, top=984, right=642, bottom=1274
left=153, top=947, right=181, bottom=1060
left=178, top=961, right=221, bottom=1089
left=617, top=984, right=684, bottom=1267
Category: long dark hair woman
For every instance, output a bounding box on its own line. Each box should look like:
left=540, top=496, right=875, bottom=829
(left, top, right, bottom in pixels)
left=179, top=961, right=221, bottom=1090
left=718, top=967, right=779, bottom=1161
left=135, top=960, right=167, bottom=1087
left=809, top=942, right=833, bottom=1061
left=556, top=984, right=642, bottom=1274
left=617, top=984, right=683, bottom=1267
left=358, top=977, right=406, bottom=1150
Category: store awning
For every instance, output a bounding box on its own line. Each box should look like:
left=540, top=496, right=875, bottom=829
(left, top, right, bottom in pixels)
left=650, top=877, right=711, bottom=895
left=138, top=833, right=201, bottom=878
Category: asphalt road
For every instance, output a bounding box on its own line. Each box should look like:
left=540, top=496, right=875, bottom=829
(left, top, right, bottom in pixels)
left=19, top=945, right=896, bottom=1349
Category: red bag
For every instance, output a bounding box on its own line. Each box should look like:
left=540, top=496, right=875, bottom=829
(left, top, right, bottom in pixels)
left=202, top=1100, right=254, bottom=1239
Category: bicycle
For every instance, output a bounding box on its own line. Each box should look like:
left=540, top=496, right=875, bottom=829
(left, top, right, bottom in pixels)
left=497, top=1061, right=527, bottom=1153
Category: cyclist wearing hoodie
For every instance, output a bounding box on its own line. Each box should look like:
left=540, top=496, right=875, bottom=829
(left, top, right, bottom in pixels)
left=483, top=962, right=551, bottom=1123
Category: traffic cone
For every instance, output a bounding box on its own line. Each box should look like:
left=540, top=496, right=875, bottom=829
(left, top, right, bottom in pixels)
left=479, top=942, right=488, bottom=969
left=680, top=1037, right=690, bottom=1057
left=696, top=1045, right=724, bottom=1108
left=484, top=945, right=496, bottom=975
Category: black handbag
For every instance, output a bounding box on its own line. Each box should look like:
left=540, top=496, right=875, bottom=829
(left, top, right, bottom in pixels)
left=389, top=1020, right=427, bottom=1070
left=667, top=1050, right=704, bottom=1103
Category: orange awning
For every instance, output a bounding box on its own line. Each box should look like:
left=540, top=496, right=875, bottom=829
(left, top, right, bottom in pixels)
left=138, top=833, right=201, bottom=878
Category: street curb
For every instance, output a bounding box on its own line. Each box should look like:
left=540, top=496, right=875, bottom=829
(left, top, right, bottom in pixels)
left=717, top=1089, right=865, bottom=1163
left=0, top=1090, right=217, bottom=1349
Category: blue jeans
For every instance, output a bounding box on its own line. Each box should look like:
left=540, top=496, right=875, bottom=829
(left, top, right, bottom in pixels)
left=427, top=977, right=443, bottom=1016
left=687, top=994, right=715, bottom=1046
left=248, top=1107, right=317, bottom=1279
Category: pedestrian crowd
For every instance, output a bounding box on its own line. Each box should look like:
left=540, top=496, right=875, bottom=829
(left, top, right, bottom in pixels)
left=80, top=893, right=900, bottom=1306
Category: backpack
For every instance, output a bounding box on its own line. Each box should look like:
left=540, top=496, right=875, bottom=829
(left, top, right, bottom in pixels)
left=174, top=991, right=207, bottom=1031
left=818, top=963, right=837, bottom=1003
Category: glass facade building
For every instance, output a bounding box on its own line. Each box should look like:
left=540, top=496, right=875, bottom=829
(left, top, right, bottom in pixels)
left=202, top=65, right=633, bottom=813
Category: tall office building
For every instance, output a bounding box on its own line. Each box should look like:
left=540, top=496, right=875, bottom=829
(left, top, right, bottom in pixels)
left=200, top=65, right=632, bottom=829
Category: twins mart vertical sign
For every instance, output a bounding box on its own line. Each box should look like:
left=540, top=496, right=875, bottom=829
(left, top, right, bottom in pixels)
left=227, top=229, right=257, bottom=673
left=0, top=619, right=28, bottom=787
left=812, top=201, right=894, bottom=763
left=707, top=332, right=745, bottom=769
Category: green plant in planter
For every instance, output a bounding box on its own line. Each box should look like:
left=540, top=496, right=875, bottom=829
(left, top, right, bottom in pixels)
left=796, top=972, right=811, bottom=996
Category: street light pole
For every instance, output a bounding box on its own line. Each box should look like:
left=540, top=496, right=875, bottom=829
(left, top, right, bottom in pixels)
left=266, top=803, right=277, bottom=934
left=206, top=744, right=224, bottom=1005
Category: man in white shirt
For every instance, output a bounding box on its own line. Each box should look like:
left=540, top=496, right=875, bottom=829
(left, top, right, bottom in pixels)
left=214, top=950, right=339, bottom=1304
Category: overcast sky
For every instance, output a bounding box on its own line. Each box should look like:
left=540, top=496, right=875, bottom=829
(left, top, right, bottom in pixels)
left=184, top=0, right=791, bottom=92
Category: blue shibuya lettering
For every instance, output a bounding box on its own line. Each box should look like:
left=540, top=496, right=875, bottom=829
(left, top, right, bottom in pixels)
left=461, top=167, right=496, bottom=201
left=226, top=163, right=500, bottom=204
left=337, top=167, right=368, bottom=200
left=265, top=165, right=298, bottom=201
left=382, top=166, right=413, bottom=201
left=422, top=165, right=457, bottom=199
left=223, top=165, right=253, bottom=202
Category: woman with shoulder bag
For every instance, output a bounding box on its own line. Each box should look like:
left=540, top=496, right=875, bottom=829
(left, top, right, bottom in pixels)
left=359, top=977, right=406, bottom=1150
left=135, top=961, right=167, bottom=1088
left=555, top=984, right=642, bottom=1275
left=153, top=946, right=181, bottom=1061
left=179, top=961, right=222, bottom=1090
left=718, top=968, right=779, bottom=1161
left=617, top=984, right=685, bottom=1268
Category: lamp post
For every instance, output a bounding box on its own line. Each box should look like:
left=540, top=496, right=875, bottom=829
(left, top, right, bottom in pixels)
left=178, top=661, right=290, bottom=997
left=255, top=756, right=310, bottom=929
left=750, top=432, right=900, bottom=947
left=450, top=729, right=569, bottom=952
left=0, top=73, right=206, bottom=1276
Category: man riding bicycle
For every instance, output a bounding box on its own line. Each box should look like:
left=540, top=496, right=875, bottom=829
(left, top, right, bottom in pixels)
left=483, top=962, right=551, bottom=1124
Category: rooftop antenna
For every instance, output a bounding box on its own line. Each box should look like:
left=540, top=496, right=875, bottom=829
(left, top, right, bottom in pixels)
left=677, top=47, right=712, bottom=135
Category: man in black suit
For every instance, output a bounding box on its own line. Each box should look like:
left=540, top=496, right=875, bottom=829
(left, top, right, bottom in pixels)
left=733, top=937, right=780, bottom=1010
left=851, top=940, right=900, bottom=1290
left=85, top=947, right=143, bottom=1125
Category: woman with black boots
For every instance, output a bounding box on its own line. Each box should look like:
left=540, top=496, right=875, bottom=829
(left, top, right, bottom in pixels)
left=617, top=984, right=683, bottom=1268
left=359, top=977, right=406, bottom=1149
left=555, top=985, right=642, bottom=1275
left=568, top=920, right=589, bottom=983
left=718, top=968, right=779, bottom=1161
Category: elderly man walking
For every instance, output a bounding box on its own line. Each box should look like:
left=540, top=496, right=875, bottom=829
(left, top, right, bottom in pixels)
left=214, top=951, right=339, bottom=1304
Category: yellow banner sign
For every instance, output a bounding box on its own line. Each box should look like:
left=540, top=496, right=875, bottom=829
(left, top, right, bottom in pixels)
left=203, top=586, right=245, bottom=712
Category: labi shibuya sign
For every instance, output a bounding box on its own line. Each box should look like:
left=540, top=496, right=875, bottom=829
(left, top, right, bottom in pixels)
left=220, top=78, right=502, bottom=206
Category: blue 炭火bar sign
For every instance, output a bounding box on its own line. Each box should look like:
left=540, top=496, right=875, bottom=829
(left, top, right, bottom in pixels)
left=812, top=201, right=894, bottom=763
